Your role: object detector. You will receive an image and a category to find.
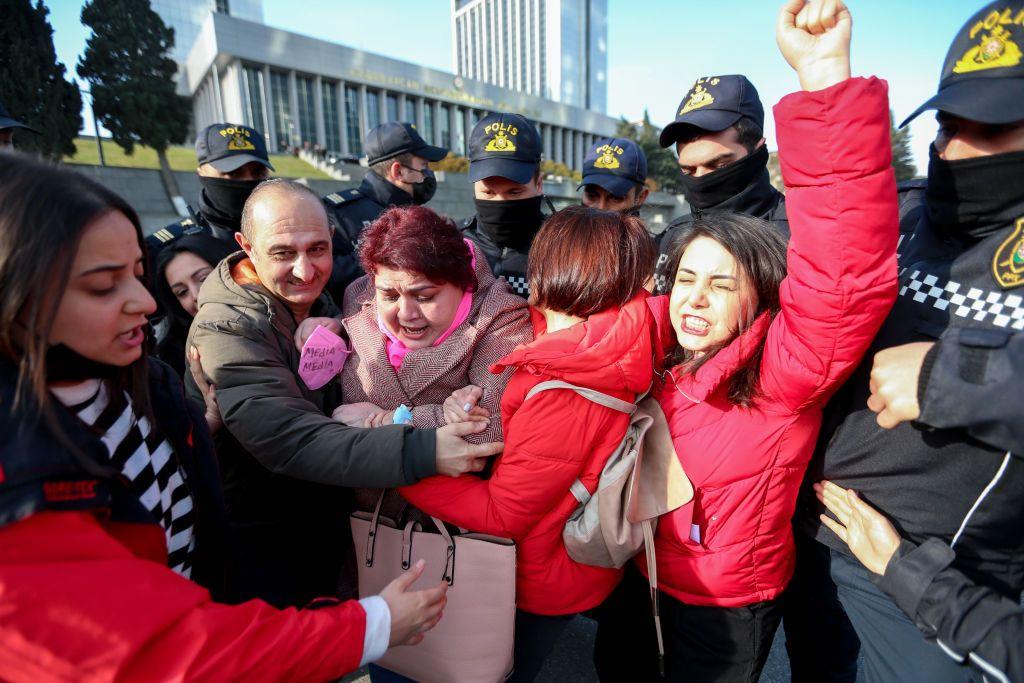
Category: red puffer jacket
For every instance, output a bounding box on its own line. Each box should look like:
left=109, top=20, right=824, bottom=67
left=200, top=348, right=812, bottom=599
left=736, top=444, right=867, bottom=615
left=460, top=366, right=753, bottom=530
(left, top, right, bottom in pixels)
left=0, top=511, right=367, bottom=681
left=401, top=294, right=655, bottom=615
left=644, top=77, right=898, bottom=608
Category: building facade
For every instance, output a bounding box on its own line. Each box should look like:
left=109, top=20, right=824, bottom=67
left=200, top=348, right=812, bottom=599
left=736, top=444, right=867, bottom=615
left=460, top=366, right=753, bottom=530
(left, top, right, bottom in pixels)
left=184, top=13, right=619, bottom=170
left=451, top=0, right=607, bottom=113
left=151, top=0, right=264, bottom=63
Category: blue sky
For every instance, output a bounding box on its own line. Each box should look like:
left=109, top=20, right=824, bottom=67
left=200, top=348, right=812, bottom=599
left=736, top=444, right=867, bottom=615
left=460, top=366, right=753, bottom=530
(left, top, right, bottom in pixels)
left=46, top=0, right=973, bottom=172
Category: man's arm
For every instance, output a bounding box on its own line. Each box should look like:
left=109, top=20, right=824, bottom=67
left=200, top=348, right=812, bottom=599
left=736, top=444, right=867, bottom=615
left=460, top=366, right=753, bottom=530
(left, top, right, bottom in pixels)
left=917, top=327, right=1024, bottom=454
left=878, top=538, right=1024, bottom=683
left=191, top=318, right=436, bottom=488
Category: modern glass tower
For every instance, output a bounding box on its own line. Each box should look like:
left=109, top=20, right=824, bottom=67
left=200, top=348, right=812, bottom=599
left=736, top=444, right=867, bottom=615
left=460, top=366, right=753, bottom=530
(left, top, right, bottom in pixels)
left=451, top=0, right=607, bottom=113
left=151, top=0, right=264, bottom=63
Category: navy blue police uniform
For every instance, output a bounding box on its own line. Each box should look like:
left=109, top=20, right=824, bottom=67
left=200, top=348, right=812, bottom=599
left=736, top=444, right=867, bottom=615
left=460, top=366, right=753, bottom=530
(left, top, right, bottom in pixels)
left=462, top=112, right=548, bottom=298
left=144, top=123, right=273, bottom=280
left=322, top=122, right=447, bottom=302
left=785, top=5, right=1024, bottom=681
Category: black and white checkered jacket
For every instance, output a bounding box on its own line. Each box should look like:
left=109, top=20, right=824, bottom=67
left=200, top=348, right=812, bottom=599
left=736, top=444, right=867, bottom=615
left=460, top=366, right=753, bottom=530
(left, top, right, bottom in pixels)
left=801, top=178, right=1024, bottom=677
left=461, top=215, right=539, bottom=299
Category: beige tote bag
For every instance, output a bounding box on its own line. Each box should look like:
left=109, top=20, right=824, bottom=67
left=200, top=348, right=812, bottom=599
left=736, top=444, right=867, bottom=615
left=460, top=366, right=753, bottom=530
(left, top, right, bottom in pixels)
left=351, top=491, right=517, bottom=683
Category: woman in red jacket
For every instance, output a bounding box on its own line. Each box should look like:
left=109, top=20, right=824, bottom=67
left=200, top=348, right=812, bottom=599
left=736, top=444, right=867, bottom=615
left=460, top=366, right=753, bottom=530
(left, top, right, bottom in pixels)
left=400, top=205, right=657, bottom=681
left=601, top=2, right=900, bottom=681
left=0, top=153, right=446, bottom=682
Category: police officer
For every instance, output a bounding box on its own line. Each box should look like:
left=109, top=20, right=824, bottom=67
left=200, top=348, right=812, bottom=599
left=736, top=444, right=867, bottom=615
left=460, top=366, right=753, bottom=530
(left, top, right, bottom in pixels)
left=462, top=112, right=549, bottom=298
left=784, top=3, right=1024, bottom=682
left=322, top=122, right=447, bottom=301
left=144, top=123, right=272, bottom=340
left=579, top=137, right=650, bottom=214
left=146, top=122, right=273, bottom=257
left=652, top=75, right=788, bottom=293
left=0, top=99, right=40, bottom=149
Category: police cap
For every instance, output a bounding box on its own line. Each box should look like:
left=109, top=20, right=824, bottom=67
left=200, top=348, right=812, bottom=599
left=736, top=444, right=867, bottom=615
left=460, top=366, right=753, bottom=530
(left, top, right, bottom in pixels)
left=195, top=123, right=274, bottom=173
left=902, top=1, right=1024, bottom=126
left=0, top=99, right=40, bottom=134
left=468, top=112, right=542, bottom=184
left=578, top=138, right=648, bottom=198
left=365, top=122, right=448, bottom=166
left=659, top=75, right=764, bottom=148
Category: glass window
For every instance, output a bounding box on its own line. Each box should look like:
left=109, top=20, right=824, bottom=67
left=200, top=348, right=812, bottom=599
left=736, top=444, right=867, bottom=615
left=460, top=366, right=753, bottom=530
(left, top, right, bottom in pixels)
left=345, top=85, right=362, bottom=155
left=321, top=80, right=340, bottom=152
left=269, top=70, right=290, bottom=152
left=422, top=103, right=434, bottom=145
left=241, top=65, right=266, bottom=136
left=386, top=94, right=399, bottom=123
left=404, top=98, right=417, bottom=125
left=296, top=75, right=316, bottom=146
left=439, top=105, right=451, bottom=149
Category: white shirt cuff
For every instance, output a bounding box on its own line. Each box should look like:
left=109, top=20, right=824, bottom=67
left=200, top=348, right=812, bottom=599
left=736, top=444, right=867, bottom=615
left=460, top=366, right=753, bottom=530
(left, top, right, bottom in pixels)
left=358, top=595, right=391, bottom=666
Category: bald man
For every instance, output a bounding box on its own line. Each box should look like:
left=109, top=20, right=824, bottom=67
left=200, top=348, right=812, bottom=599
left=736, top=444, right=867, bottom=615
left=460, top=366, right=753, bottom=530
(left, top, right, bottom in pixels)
left=186, top=179, right=501, bottom=608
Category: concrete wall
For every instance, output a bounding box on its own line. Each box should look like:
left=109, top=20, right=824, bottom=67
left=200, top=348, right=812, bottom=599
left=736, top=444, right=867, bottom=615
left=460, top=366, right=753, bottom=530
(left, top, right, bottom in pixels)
left=71, top=163, right=688, bottom=236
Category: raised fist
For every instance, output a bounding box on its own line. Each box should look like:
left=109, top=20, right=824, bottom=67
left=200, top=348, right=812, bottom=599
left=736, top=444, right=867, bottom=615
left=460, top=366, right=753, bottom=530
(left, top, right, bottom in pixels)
left=776, top=0, right=852, bottom=91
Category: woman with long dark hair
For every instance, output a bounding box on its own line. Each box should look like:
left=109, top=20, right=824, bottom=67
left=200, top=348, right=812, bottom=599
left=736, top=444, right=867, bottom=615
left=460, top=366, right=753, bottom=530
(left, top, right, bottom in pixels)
left=0, top=154, right=446, bottom=680
left=154, top=233, right=235, bottom=376
left=596, top=2, right=899, bottom=680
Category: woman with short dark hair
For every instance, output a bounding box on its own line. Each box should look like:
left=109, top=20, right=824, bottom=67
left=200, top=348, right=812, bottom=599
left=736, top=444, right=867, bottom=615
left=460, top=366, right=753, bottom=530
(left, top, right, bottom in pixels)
left=400, top=205, right=658, bottom=681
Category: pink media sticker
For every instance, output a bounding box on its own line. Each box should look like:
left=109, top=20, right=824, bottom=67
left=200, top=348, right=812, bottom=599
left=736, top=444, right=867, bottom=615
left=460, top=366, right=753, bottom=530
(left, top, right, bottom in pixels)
left=298, top=325, right=350, bottom=391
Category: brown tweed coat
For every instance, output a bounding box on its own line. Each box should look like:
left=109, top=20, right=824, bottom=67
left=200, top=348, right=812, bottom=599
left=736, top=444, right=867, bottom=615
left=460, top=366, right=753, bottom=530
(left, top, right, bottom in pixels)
left=341, top=249, right=532, bottom=442
left=341, top=249, right=532, bottom=520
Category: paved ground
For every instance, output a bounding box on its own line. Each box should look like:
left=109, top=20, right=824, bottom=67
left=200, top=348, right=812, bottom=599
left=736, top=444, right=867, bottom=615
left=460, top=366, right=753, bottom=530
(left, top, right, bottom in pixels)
left=345, top=615, right=794, bottom=682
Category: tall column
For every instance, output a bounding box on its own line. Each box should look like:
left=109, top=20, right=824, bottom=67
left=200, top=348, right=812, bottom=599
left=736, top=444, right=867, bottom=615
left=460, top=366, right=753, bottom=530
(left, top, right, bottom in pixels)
left=398, top=93, right=408, bottom=123
left=338, top=80, right=350, bottom=155
left=287, top=71, right=300, bottom=146
left=261, top=65, right=275, bottom=148
left=416, top=96, right=425, bottom=131
left=449, top=105, right=460, bottom=153
left=313, top=75, right=326, bottom=148
left=433, top=100, right=443, bottom=146
left=463, top=107, right=473, bottom=155
left=358, top=84, right=369, bottom=140
left=574, top=131, right=584, bottom=171
left=541, top=123, right=552, bottom=161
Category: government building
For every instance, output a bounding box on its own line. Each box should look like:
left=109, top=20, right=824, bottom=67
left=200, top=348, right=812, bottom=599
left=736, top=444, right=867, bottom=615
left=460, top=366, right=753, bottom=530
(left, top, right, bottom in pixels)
left=180, top=10, right=621, bottom=170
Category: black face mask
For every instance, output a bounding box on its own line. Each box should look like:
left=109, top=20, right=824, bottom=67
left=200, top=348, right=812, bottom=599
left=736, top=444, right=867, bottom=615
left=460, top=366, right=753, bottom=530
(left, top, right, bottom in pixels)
left=677, top=145, right=770, bottom=211
left=408, top=167, right=437, bottom=205
left=474, top=195, right=545, bottom=250
left=199, top=176, right=262, bottom=229
left=925, top=145, right=1024, bottom=239
left=46, top=343, right=122, bottom=383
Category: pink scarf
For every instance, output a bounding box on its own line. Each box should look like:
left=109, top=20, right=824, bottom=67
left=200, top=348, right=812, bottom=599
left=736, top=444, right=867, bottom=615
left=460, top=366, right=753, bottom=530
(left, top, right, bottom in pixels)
left=379, top=239, right=478, bottom=370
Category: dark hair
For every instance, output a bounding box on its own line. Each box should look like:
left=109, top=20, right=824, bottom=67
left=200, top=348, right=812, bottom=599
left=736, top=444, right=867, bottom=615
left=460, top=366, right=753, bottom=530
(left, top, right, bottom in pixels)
left=663, top=212, right=786, bottom=406
left=0, top=152, right=151, bottom=434
left=359, top=205, right=477, bottom=292
left=155, top=233, right=235, bottom=331
left=529, top=205, right=655, bottom=318
left=676, top=115, right=763, bottom=154
left=369, top=152, right=413, bottom=180
left=239, top=178, right=326, bottom=241
left=732, top=116, right=764, bottom=154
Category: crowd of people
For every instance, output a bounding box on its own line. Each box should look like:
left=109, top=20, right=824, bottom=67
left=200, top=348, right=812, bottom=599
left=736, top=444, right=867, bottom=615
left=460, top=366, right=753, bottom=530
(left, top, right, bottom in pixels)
left=1, top=0, right=1022, bottom=681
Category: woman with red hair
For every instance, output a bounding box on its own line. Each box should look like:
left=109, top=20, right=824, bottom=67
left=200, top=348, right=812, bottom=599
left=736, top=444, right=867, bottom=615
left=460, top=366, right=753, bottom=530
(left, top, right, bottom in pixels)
left=332, top=204, right=531, bottom=438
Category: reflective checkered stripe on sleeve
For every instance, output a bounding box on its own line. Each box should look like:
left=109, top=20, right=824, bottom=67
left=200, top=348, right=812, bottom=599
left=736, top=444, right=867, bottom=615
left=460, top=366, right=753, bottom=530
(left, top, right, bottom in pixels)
left=899, top=269, right=1024, bottom=330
